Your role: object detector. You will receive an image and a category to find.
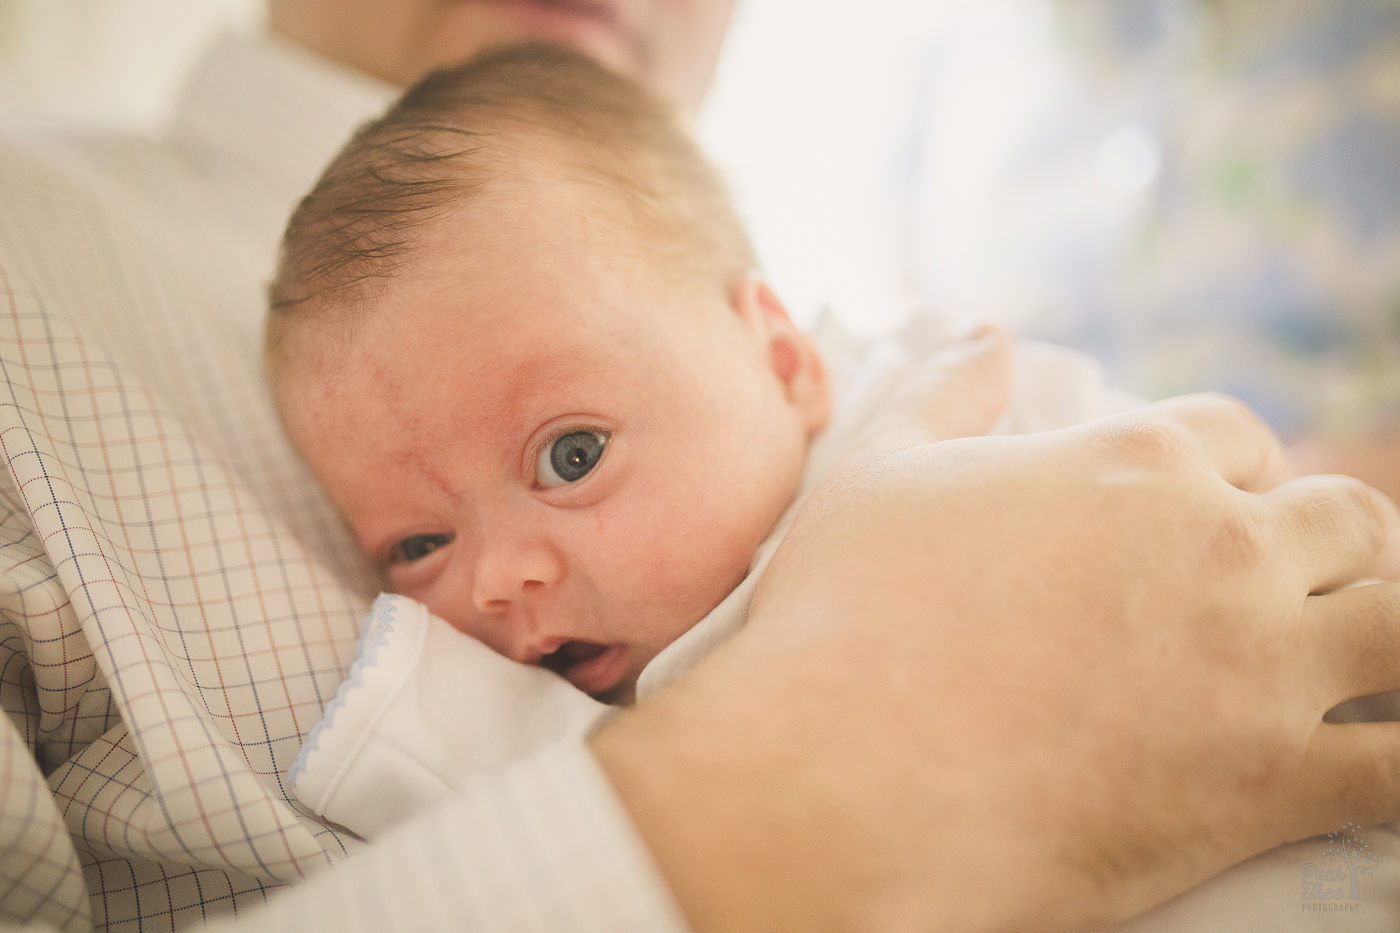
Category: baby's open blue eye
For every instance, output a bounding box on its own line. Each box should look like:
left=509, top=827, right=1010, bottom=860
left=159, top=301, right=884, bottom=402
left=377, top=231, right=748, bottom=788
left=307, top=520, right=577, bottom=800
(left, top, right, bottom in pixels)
left=396, top=532, right=454, bottom=563
left=538, top=430, right=608, bottom=487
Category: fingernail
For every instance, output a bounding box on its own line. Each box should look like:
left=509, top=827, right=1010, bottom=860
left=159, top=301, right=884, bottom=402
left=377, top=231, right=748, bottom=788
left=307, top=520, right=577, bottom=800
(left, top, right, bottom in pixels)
left=962, top=323, right=995, bottom=342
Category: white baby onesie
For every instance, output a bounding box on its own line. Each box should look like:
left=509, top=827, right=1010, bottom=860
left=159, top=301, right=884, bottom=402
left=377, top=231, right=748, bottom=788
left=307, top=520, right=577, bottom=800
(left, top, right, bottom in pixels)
left=291, top=314, right=1131, bottom=838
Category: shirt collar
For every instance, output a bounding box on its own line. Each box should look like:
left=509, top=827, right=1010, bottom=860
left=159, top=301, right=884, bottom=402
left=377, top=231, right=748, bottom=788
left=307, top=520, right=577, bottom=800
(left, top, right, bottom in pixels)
left=166, top=32, right=398, bottom=205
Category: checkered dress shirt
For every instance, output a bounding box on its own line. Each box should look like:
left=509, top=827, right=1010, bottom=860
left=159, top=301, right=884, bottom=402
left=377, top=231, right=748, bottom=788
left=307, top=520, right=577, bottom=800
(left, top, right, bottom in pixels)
left=0, top=33, right=685, bottom=933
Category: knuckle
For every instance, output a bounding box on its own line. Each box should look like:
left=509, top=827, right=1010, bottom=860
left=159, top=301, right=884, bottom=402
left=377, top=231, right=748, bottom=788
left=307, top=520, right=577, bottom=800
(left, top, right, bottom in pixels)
left=1233, top=740, right=1296, bottom=801
left=1298, top=478, right=1387, bottom=558
left=1369, top=582, right=1400, bottom=623
left=1209, top=508, right=1270, bottom=573
left=1343, top=481, right=1389, bottom=555
left=1345, top=587, right=1400, bottom=661
left=1333, top=752, right=1400, bottom=818
left=1105, top=419, right=1194, bottom=469
left=1192, top=391, right=1261, bottom=425
left=1164, top=391, right=1264, bottom=431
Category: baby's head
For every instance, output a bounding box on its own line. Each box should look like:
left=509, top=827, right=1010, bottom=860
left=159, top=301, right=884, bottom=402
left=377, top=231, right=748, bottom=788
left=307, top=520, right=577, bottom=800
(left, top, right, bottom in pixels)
left=267, top=45, right=829, bottom=701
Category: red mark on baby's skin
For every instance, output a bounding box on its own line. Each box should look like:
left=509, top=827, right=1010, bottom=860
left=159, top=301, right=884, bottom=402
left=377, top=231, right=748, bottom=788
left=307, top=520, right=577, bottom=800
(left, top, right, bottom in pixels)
left=360, top=350, right=409, bottom=414
left=395, top=448, right=463, bottom=506
left=358, top=343, right=464, bottom=506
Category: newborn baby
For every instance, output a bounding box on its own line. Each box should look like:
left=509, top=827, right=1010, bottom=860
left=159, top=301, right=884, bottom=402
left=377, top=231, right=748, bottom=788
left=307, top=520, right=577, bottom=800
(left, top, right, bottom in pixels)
left=271, top=45, right=1118, bottom=835
left=269, top=45, right=834, bottom=704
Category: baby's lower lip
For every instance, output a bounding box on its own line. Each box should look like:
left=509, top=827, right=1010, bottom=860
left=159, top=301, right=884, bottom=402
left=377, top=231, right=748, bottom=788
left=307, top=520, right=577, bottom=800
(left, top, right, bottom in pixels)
left=548, top=642, right=629, bottom=694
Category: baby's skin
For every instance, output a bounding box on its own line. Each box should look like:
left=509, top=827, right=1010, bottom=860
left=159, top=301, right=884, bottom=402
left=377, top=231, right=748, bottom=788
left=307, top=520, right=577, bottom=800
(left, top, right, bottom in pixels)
left=277, top=171, right=1016, bottom=701
left=276, top=173, right=834, bottom=700
left=269, top=44, right=1023, bottom=701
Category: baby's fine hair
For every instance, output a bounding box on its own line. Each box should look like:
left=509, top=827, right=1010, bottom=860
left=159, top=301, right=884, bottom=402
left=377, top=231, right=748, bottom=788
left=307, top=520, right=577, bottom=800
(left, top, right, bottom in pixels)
left=266, top=44, right=757, bottom=366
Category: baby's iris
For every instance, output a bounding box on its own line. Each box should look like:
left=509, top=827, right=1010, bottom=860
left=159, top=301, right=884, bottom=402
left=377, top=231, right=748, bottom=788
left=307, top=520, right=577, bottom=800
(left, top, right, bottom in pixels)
left=539, top=430, right=608, bottom=487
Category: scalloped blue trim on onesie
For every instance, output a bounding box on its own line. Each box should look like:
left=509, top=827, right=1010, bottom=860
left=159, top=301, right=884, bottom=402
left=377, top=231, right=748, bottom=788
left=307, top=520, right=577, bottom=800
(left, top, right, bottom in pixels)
left=288, top=593, right=399, bottom=791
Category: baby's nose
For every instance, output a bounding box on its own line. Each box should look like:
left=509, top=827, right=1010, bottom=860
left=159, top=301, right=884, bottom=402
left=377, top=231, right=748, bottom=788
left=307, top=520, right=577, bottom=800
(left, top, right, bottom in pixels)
left=469, top=537, right=565, bottom=621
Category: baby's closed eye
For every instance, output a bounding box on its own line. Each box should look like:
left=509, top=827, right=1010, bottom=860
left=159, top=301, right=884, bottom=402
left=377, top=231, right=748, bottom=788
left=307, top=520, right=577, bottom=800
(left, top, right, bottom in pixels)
left=395, top=532, right=455, bottom=563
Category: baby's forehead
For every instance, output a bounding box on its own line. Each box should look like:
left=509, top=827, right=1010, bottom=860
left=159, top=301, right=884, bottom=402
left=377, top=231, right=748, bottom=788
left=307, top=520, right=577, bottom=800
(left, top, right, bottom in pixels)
left=277, top=160, right=733, bottom=389
left=397, top=184, right=722, bottom=308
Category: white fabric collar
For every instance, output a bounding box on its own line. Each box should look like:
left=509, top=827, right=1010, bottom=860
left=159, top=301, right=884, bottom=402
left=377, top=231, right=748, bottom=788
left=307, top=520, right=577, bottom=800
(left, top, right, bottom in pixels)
left=165, top=32, right=398, bottom=205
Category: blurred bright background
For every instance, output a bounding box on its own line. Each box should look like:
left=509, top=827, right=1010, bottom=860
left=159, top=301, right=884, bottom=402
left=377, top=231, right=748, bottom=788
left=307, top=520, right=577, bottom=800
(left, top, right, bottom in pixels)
left=0, top=0, right=949, bottom=335
left=2, top=0, right=1399, bottom=444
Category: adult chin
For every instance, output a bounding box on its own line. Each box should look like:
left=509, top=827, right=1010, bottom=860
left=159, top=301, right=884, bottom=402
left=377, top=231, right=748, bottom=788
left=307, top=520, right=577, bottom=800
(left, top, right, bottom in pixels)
left=454, top=0, right=646, bottom=83
left=269, top=0, right=646, bottom=93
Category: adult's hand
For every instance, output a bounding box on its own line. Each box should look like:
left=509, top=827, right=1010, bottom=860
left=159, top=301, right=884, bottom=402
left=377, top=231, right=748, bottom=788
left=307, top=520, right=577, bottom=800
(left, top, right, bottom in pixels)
left=1290, top=430, right=1400, bottom=511
left=593, top=394, right=1400, bottom=932
left=856, top=322, right=1018, bottom=450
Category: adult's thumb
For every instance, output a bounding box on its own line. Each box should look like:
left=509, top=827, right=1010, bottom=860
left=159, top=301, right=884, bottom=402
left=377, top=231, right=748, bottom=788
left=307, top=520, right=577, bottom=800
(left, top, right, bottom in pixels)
left=908, top=322, right=1016, bottom=442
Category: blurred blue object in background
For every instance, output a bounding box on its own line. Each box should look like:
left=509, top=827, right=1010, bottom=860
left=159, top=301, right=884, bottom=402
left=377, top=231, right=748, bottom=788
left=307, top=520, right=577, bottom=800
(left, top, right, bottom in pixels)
left=904, top=0, right=1400, bottom=444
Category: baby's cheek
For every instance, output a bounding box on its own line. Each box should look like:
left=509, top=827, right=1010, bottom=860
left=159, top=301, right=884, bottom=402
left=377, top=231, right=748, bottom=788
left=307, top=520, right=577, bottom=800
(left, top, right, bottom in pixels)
left=389, top=564, right=469, bottom=636
left=603, top=482, right=771, bottom=639
left=635, top=530, right=751, bottom=619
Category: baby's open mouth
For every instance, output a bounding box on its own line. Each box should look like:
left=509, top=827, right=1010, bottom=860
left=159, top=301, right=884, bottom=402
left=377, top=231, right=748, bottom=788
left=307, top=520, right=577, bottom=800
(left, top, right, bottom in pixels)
left=539, top=639, right=628, bottom=695
left=540, top=639, right=607, bottom=673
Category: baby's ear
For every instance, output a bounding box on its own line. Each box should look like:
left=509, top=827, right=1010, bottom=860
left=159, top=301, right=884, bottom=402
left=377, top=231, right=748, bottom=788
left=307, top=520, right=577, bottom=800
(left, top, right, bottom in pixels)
left=732, top=277, right=831, bottom=438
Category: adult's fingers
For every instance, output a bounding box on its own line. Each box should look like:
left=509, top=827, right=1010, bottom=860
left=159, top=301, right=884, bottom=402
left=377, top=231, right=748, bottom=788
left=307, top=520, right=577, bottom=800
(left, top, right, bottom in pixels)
left=1297, top=722, right=1400, bottom=831
left=1266, top=474, right=1400, bottom=594
left=900, top=323, right=1015, bottom=443
left=1303, top=582, right=1400, bottom=708
left=1120, top=393, right=1290, bottom=492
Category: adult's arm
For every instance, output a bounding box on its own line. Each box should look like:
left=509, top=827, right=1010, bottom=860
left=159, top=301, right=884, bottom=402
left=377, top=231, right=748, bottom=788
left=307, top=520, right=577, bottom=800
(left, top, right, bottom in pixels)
left=96, top=392, right=1400, bottom=933
left=18, top=373, right=1395, bottom=931
left=93, top=390, right=1400, bottom=933
left=594, top=393, right=1400, bottom=932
